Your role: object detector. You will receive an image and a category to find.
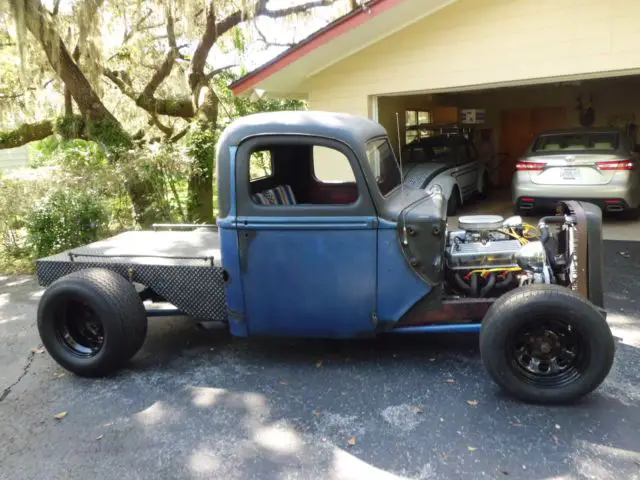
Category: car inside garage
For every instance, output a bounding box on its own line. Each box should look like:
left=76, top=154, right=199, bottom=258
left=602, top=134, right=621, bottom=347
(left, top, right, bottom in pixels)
left=375, top=73, right=640, bottom=222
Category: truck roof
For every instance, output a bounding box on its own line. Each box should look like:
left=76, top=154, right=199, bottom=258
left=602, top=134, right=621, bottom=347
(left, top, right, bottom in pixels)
left=218, top=110, right=388, bottom=149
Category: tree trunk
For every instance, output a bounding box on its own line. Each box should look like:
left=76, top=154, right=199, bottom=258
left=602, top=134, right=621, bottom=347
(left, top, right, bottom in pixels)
left=186, top=85, right=218, bottom=224
left=187, top=167, right=214, bottom=223
left=124, top=171, right=171, bottom=228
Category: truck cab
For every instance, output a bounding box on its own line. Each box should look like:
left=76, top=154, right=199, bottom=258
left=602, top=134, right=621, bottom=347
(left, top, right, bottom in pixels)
left=215, top=111, right=445, bottom=338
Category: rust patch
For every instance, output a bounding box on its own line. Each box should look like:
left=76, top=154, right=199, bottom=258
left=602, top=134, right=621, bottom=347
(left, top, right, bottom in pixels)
left=399, top=298, right=494, bottom=326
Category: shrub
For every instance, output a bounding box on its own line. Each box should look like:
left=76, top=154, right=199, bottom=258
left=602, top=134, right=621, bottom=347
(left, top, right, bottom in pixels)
left=26, top=190, right=109, bottom=258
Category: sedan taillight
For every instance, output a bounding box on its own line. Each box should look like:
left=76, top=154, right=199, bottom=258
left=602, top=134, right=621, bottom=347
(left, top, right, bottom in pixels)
left=515, top=161, right=545, bottom=171
left=596, top=160, right=635, bottom=171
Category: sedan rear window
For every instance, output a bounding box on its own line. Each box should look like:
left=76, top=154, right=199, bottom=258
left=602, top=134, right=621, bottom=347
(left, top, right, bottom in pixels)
left=532, top=132, right=619, bottom=153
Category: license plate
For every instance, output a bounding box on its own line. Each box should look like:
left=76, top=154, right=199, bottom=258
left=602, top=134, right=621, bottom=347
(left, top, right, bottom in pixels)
left=561, top=167, right=579, bottom=180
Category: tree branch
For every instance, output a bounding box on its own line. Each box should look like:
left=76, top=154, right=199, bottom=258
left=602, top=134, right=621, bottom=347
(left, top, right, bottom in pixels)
left=170, top=126, right=189, bottom=143
left=139, top=4, right=178, bottom=99
left=11, top=0, right=116, bottom=122
left=256, top=0, right=336, bottom=19
left=188, top=0, right=216, bottom=90
left=148, top=111, right=173, bottom=137
left=214, top=11, right=242, bottom=38
left=0, top=120, right=53, bottom=149
left=255, top=23, right=295, bottom=48
left=122, top=9, right=154, bottom=43
left=214, top=0, right=338, bottom=40
left=0, top=88, right=36, bottom=100
left=64, top=44, right=80, bottom=116
left=104, top=69, right=195, bottom=118
left=204, top=64, right=236, bottom=82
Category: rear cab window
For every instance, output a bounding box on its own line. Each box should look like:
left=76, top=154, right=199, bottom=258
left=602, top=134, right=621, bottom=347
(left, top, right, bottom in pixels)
left=532, top=132, right=620, bottom=153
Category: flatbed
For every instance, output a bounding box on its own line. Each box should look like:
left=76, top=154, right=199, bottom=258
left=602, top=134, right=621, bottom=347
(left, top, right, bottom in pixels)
left=36, top=229, right=227, bottom=321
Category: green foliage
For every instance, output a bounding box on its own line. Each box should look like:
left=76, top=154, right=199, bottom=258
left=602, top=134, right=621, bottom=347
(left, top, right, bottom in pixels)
left=186, top=122, right=217, bottom=177
left=54, top=115, right=85, bottom=140
left=115, top=140, right=192, bottom=224
left=86, top=119, right=134, bottom=150
left=26, top=189, right=109, bottom=258
left=215, top=71, right=307, bottom=126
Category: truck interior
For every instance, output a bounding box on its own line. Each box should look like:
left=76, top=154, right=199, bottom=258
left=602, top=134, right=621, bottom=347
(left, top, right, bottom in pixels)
left=247, top=144, right=360, bottom=206
left=247, top=137, right=401, bottom=208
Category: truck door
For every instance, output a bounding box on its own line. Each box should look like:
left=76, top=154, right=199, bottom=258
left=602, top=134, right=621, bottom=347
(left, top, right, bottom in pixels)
left=234, top=135, right=378, bottom=337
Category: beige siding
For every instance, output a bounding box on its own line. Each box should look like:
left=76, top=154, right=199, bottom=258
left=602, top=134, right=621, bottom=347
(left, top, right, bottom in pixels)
left=305, top=0, right=640, bottom=114
left=307, top=90, right=369, bottom=117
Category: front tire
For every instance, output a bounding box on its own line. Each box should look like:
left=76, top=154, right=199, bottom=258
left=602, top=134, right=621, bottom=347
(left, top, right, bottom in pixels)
left=479, top=284, right=615, bottom=404
left=37, top=268, right=148, bottom=377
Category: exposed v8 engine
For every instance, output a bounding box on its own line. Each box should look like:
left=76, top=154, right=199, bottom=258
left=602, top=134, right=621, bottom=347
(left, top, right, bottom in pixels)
left=445, top=214, right=576, bottom=298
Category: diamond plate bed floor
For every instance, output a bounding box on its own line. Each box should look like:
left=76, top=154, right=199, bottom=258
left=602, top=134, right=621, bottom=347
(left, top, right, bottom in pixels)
left=38, top=230, right=222, bottom=267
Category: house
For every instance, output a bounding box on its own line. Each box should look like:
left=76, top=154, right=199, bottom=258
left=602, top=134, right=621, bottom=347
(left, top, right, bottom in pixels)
left=231, top=0, right=640, bottom=186
left=0, top=145, right=29, bottom=173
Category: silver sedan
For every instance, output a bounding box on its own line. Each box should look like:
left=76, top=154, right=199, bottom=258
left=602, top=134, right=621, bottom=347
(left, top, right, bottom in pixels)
left=512, top=127, right=640, bottom=215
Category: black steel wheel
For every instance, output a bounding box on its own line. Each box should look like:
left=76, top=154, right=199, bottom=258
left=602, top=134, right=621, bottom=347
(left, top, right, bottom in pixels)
left=38, top=268, right=148, bottom=377
left=508, top=318, right=587, bottom=388
left=55, top=299, right=105, bottom=357
left=480, top=284, right=615, bottom=404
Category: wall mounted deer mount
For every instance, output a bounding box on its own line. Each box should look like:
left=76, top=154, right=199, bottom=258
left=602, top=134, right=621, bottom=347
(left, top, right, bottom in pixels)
left=576, top=93, right=595, bottom=127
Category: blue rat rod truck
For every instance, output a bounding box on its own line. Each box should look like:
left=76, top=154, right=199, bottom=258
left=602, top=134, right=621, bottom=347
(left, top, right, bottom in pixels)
left=35, top=111, right=615, bottom=404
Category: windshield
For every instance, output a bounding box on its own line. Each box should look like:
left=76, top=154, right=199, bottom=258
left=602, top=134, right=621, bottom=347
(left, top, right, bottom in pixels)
left=401, top=136, right=461, bottom=164
left=365, top=137, right=401, bottom=196
left=532, top=132, right=620, bottom=153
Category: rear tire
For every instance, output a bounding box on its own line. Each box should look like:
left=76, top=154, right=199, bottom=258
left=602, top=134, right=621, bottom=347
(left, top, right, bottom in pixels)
left=37, top=268, right=148, bottom=377
left=512, top=204, right=530, bottom=217
left=621, top=206, right=640, bottom=220
left=479, top=284, right=614, bottom=404
left=447, top=187, right=460, bottom=216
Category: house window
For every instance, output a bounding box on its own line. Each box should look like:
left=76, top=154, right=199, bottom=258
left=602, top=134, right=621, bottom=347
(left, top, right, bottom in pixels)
left=405, top=110, right=432, bottom=144
left=249, top=150, right=273, bottom=181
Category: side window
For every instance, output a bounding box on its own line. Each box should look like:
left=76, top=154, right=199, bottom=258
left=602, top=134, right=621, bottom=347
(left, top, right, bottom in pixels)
left=312, top=146, right=356, bottom=183
left=250, top=150, right=273, bottom=181
left=248, top=142, right=360, bottom=207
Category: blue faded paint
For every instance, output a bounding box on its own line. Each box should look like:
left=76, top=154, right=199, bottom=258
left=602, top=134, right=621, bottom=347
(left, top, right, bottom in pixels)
left=237, top=217, right=377, bottom=337
left=376, top=220, right=432, bottom=323
left=218, top=146, right=249, bottom=337
left=391, top=323, right=481, bottom=334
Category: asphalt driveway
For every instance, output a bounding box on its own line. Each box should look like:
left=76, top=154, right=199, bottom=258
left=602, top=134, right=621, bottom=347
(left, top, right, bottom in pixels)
left=1, top=241, right=640, bottom=480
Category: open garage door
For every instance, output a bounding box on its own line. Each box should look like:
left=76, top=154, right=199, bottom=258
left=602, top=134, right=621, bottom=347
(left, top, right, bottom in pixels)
left=376, top=74, right=640, bottom=191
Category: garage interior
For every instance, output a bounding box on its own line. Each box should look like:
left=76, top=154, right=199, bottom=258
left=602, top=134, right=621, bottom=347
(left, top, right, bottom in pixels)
left=376, top=73, right=640, bottom=237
